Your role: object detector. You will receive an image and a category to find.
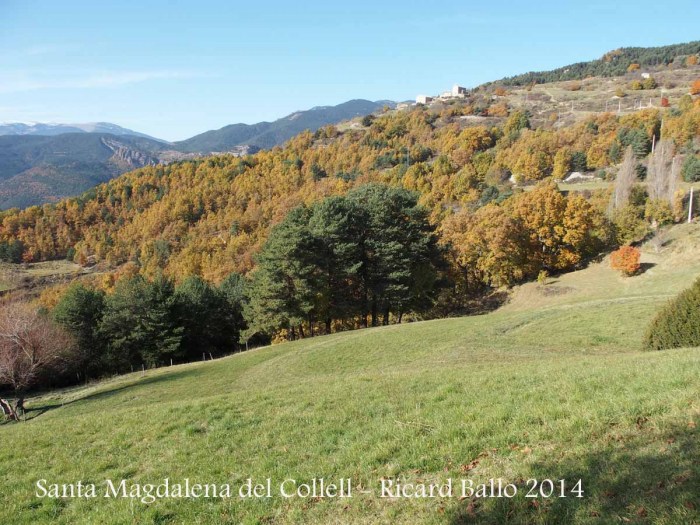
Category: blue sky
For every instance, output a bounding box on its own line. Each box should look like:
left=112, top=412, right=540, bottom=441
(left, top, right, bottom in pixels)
left=1, top=0, right=698, bottom=141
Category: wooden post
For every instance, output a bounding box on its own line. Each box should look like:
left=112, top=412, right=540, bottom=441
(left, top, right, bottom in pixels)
left=170, top=359, right=173, bottom=367
left=209, top=352, right=213, bottom=361
left=141, top=364, right=145, bottom=377
left=689, top=187, right=694, bottom=224
left=203, top=353, right=206, bottom=361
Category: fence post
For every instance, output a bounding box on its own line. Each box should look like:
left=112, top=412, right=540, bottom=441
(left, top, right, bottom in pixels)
left=689, top=187, right=695, bottom=224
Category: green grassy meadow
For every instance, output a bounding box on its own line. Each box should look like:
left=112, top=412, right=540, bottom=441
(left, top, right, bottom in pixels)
left=1, top=226, right=699, bottom=524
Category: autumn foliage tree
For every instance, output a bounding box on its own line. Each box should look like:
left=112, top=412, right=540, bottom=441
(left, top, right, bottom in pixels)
left=442, top=183, right=610, bottom=288
left=691, top=79, right=700, bottom=96
left=610, top=245, right=641, bottom=276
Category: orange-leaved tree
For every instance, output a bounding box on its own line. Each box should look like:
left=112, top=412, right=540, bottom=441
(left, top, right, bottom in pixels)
left=691, top=79, right=700, bottom=96
left=610, top=245, right=641, bottom=276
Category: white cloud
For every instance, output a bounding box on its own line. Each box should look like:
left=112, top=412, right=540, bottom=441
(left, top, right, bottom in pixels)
left=23, top=45, right=64, bottom=56
left=0, top=70, right=200, bottom=94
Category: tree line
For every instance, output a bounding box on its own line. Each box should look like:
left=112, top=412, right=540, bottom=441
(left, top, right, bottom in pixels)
left=243, top=184, right=443, bottom=340
left=491, top=41, right=700, bottom=86
left=40, top=274, right=244, bottom=385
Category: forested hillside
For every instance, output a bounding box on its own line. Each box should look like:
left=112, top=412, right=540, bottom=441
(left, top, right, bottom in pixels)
left=2, top=94, right=699, bottom=276
left=489, top=40, right=700, bottom=86
left=0, top=100, right=389, bottom=209
left=0, top=56, right=698, bottom=358
left=0, top=133, right=165, bottom=209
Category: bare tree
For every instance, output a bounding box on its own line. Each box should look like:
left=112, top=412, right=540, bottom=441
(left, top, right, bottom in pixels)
left=646, top=139, right=677, bottom=205
left=612, top=146, right=637, bottom=212
left=0, top=303, right=75, bottom=394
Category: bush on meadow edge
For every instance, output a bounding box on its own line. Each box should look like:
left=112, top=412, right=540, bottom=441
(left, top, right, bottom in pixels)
left=645, top=278, right=700, bottom=350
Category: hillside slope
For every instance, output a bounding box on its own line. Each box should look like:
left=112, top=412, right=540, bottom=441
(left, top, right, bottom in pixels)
left=173, top=99, right=389, bottom=152
left=0, top=134, right=166, bottom=209
left=489, top=40, right=700, bottom=86
left=0, top=99, right=389, bottom=209
left=1, top=224, right=698, bottom=524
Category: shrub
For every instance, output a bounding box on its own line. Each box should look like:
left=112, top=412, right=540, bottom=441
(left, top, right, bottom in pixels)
left=487, top=102, right=509, bottom=117
left=645, top=278, right=700, bottom=350
left=642, top=76, right=657, bottom=90
left=610, top=245, right=641, bottom=276
left=644, top=199, right=674, bottom=225
left=613, top=205, right=648, bottom=245
left=682, top=155, right=700, bottom=182
left=0, top=303, right=76, bottom=392
left=571, top=151, right=588, bottom=172
left=0, top=240, right=24, bottom=263
left=691, top=79, right=700, bottom=96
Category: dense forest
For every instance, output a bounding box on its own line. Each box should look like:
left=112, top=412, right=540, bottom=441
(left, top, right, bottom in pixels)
left=2, top=102, right=699, bottom=275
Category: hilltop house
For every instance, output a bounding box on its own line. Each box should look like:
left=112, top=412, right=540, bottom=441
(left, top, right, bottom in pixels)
left=416, top=85, right=468, bottom=105
left=451, top=84, right=467, bottom=97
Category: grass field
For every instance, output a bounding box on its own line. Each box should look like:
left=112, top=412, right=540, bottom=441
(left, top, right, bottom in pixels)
left=1, top=226, right=699, bottom=524
left=0, top=260, right=84, bottom=295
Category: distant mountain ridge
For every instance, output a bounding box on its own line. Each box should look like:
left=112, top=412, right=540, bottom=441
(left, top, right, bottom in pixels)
left=0, top=99, right=391, bottom=209
left=0, top=133, right=167, bottom=209
left=174, top=99, right=390, bottom=152
left=0, top=122, right=164, bottom=141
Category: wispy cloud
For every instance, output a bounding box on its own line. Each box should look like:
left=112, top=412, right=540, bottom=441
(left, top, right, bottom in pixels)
left=22, top=45, right=65, bottom=56
left=0, top=70, right=201, bottom=94
left=0, top=44, right=74, bottom=62
left=0, top=105, right=67, bottom=123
